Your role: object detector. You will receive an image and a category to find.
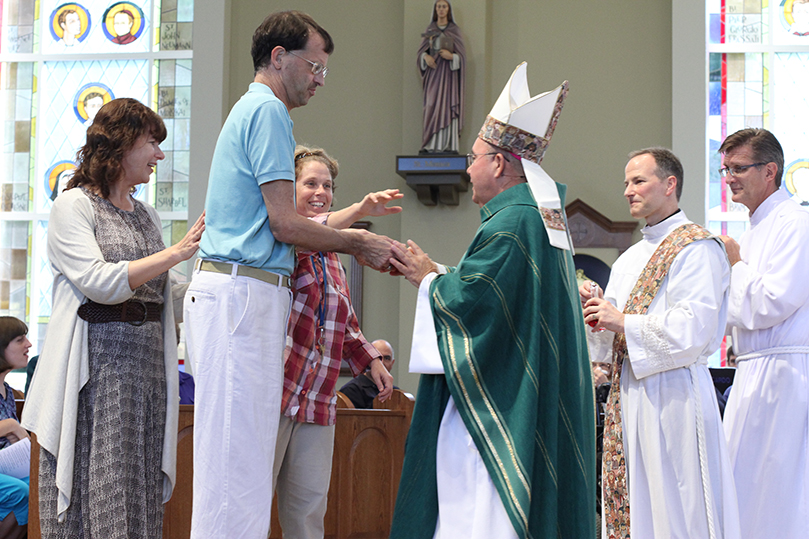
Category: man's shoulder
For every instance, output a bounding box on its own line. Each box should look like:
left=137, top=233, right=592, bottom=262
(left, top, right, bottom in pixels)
left=773, top=197, right=809, bottom=227
left=228, top=86, right=289, bottom=125
left=478, top=203, right=544, bottom=248
left=484, top=191, right=541, bottom=229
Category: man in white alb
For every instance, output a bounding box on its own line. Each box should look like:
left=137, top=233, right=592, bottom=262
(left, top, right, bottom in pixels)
left=718, top=128, right=809, bottom=539
left=582, top=147, right=740, bottom=538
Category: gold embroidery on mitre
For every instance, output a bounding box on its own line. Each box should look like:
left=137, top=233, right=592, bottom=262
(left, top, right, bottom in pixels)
left=479, top=116, right=548, bottom=164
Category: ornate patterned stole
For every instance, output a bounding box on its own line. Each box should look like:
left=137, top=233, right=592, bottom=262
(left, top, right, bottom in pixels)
left=602, top=223, right=712, bottom=538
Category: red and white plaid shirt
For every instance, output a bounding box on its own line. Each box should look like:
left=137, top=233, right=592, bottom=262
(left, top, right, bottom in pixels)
left=281, top=216, right=380, bottom=426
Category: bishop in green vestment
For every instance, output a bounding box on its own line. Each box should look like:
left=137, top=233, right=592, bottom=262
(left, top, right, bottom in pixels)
left=390, top=135, right=596, bottom=538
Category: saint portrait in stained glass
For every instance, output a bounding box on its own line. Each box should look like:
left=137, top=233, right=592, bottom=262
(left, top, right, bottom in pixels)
left=49, top=3, right=92, bottom=52
left=44, top=160, right=76, bottom=201
left=73, top=82, right=115, bottom=123
left=41, top=0, right=151, bottom=54
left=102, top=2, right=146, bottom=45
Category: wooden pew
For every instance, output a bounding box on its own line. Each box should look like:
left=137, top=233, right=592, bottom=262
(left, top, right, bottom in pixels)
left=373, top=389, right=415, bottom=425
left=27, top=392, right=414, bottom=539
left=336, top=390, right=355, bottom=409
left=162, top=404, right=194, bottom=539
left=29, top=432, right=39, bottom=539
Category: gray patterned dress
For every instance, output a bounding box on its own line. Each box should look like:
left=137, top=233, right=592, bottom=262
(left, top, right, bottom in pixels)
left=39, top=189, right=168, bottom=539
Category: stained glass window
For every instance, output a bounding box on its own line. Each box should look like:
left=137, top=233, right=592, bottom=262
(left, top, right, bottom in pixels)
left=706, top=0, right=809, bottom=239
left=0, top=0, right=193, bottom=354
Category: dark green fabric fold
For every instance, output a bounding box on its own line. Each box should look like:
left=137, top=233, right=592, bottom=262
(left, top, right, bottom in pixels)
left=391, top=183, right=596, bottom=539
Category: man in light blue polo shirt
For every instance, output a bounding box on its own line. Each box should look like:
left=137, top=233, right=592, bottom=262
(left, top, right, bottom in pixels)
left=184, top=11, right=396, bottom=539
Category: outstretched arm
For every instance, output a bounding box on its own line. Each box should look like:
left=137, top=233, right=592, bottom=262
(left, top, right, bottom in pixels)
left=326, top=189, right=403, bottom=230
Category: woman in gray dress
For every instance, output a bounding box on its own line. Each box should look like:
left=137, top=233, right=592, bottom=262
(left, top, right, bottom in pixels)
left=23, top=98, right=204, bottom=538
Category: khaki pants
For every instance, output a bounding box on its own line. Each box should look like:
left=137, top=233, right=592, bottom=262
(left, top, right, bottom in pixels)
left=272, top=415, right=335, bottom=539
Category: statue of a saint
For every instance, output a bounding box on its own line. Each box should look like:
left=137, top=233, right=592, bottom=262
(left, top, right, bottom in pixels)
left=418, top=0, right=465, bottom=154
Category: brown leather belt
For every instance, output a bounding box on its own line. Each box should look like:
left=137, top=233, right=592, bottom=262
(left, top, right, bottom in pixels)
left=77, top=299, right=162, bottom=326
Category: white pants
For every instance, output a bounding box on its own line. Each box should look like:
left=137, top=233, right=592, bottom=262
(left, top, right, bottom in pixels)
left=434, top=397, right=518, bottom=539
left=184, top=267, right=291, bottom=539
left=272, top=414, right=335, bottom=539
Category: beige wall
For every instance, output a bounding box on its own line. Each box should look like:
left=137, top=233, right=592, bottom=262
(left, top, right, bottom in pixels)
left=201, top=0, right=674, bottom=394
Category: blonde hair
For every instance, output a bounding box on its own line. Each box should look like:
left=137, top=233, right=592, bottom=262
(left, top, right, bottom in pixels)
left=294, top=145, right=339, bottom=190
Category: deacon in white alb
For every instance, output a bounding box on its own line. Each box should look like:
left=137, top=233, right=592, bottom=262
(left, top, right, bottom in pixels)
left=582, top=147, right=740, bottom=539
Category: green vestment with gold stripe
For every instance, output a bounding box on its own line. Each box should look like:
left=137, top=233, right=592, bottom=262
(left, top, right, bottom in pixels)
left=391, top=182, right=596, bottom=539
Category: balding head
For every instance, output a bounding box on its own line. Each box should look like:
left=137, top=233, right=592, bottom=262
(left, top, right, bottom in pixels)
left=372, top=339, right=395, bottom=372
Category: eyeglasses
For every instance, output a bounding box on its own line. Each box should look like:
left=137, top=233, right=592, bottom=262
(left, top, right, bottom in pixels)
left=718, top=162, right=767, bottom=178
left=286, top=50, right=329, bottom=78
left=466, top=152, right=498, bottom=167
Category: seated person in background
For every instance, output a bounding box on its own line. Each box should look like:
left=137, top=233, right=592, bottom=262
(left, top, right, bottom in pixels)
left=273, top=146, right=398, bottom=539
left=340, top=339, right=397, bottom=408
left=0, top=316, right=32, bottom=539
left=725, top=345, right=737, bottom=368
left=591, top=361, right=610, bottom=387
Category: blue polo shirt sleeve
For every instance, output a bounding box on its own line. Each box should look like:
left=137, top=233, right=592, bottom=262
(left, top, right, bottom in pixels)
left=245, top=97, right=296, bottom=186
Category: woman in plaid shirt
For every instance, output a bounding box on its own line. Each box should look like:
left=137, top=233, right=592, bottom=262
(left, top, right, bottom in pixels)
left=272, top=146, right=400, bottom=538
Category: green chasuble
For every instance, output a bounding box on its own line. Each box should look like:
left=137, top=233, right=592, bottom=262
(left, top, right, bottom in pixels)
left=390, top=182, right=596, bottom=539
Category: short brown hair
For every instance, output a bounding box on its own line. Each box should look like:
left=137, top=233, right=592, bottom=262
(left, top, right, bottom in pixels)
left=83, top=91, right=104, bottom=106
left=0, top=316, right=28, bottom=372
left=294, top=145, right=339, bottom=190
left=252, top=11, right=334, bottom=74
left=628, top=147, right=684, bottom=200
left=718, top=128, right=784, bottom=188
left=58, top=9, right=77, bottom=27
left=67, top=98, right=167, bottom=198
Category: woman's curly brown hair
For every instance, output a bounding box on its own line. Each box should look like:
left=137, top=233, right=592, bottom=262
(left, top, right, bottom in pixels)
left=66, top=98, right=167, bottom=198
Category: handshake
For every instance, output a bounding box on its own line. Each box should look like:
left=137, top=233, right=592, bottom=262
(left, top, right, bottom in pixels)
left=349, top=229, right=438, bottom=288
